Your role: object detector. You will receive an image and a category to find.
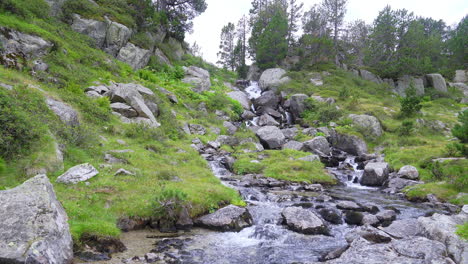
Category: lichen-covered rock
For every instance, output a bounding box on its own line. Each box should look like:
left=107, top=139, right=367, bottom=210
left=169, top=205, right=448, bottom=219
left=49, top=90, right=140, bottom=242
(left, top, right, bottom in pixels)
left=71, top=14, right=108, bottom=48
left=426, top=73, right=448, bottom=93
left=255, top=126, right=286, bottom=149
left=348, top=114, right=383, bottom=138
left=56, top=163, right=99, bottom=184
left=117, top=43, right=151, bottom=70
left=303, top=136, right=331, bottom=156
left=46, top=97, right=80, bottom=127
left=254, top=90, right=280, bottom=110
left=154, top=48, right=172, bottom=66
left=0, top=175, right=73, bottom=263
left=454, top=70, right=467, bottom=83
left=395, top=75, right=425, bottom=96
left=259, top=68, right=290, bottom=91
left=195, top=205, right=253, bottom=232
left=103, top=18, right=132, bottom=56
left=258, top=114, right=279, bottom=126
left=380, top=218, right=423, bottom=239
left=182, top=66, right=211, bottom=93
left=282, top=207, right=329, bottom=235
left=360, top=162, right=389, bottom=186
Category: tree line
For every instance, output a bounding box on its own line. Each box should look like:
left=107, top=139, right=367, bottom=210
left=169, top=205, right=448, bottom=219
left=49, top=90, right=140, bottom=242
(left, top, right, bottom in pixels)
left=217, top=0, right=467, bottom=79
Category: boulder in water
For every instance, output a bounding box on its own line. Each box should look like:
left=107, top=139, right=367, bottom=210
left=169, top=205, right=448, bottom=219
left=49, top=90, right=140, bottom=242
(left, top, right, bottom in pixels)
left=0, top=175, right=73, bottom=263
left=195, top=205, right=253, bottom=232
left=318, top=208, right=343, bottom=224
left=282, top=207, right=329, bottom=235
left=360, top=162, right=389, bottom=186
left=380, top=218, right=423, bottom=239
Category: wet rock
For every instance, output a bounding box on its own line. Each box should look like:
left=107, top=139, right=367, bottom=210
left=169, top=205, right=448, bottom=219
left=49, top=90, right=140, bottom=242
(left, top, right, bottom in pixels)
left=392, top=237, right=454, bottom=264
left=418, top=212, right=468, bottom=264
left=361, top=204, right=379, bottom=214
left=182, top=66, right=211, bottom=93
left=259, top=68, right=290, bottom=91
left=345, top=225, right=392, bottom=244
left=348, top=114, right=383, bottom=138
left=81, top=233, right=126, bottom=254
left=344, top=211, right=363, bottom=225
left=385, top=177, right=421, bottom=193
left=117, top=43, right=151, bottom=70
left=360, top=162, right=389, bottom=186
left=281, top=207, right=329, bottom=235
left=195, top=205, right=253, bottom=232
left=282, top=140, right=304, bottom=151
left=303, top=136, right=331, bottom=157
left=320, top=245, right=349, bottom=261
left=380, top=218, right=423, bottom=239
left=255, top=126, right=286, bottom=149
left=241, top=110, right=256, bottom=120
left=362, top=214, right=380, bottom=227
left=176, top=206, right=193, bottom=231
left=336, top=201, right=363, bottom=211
left=329, top=131, right=368, bottom=156
left=77, top=251, right=111, bottom=262
left=319, top=208, right=343, bottom=224
left=0, top=175, right=73, bottom=264
left=258, top=114, right=280, bottom=126
left=376, top=210, right=397, bottom=226
left=426, top=73, right=448, bottom=93
left=56, top=163, right=98, bottom=184
left=145, top=252, right=160, bottom=263
left=397, top=165, right=419, bottom=180
left=46, top=97, right=80, bottom=127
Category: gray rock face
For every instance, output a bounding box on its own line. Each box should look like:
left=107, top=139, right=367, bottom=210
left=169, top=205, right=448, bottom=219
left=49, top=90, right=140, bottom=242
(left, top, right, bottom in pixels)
left=71, top=14, right=108, bottom=48
left=166, top=37, right=184, bottom=60
left=359, top=69, right=382, bottom=84
left=289, top=94, right=309, bottom=120
left=426, top=74, right=448, bottom=93
left=259, top=68, right=290, bottom=91
left=111, top=102, right=138, bottom=118
left=385, top=177, right=421, bottom=193
left=0, top=27, right=54, bottom=68
left=395, top=75, right=425, bottom=96
left=104, top=19, right=132, bottom=56
left=391, top=237, right=453, bottom=264
left=195, top=205, right=253, bottom=232
left=254, top=91, right=280, bottom=110
left=45, top=0, right=66, bottom=16
left=117, top=43, right=151, bottom=70
left=154, top=48, right=172, bottom=66
left=418, top=212, right=468, bottom=264
left=182, top=66, right=211, bottom=93
left=256, top=126, right=286, bottom=149
left=46, top=97, right=80, bottom=126
left=0, top=175, right=73, bottom=264
left=228, top=91, right=251, bottom=110
left=361, top=162, right=389, bottom=186
left=329, top=131, right=367, bottom=156
left=303, top=136, right=331, bottom=156
left=381, top=218, right=423, bottom=239
left=258, top=114, right=279, bottom=126
left=281, top=207, right=329, bottom=235
left=282, top=141, right=304, bottom=151
left=281, top=128, right=298, bottom=140
left=383, top=78, right=395, bottom=89
left=345, top=225, right=392, bottom=244
left=348, top=114, right=383, bottom=138
left=56, top=163, right=99, bottom=184
left=223, top=121, right=238, bottom=135
left=397, top=165, right=419, bottom=180
left=454, top=70, right=467, bottom=83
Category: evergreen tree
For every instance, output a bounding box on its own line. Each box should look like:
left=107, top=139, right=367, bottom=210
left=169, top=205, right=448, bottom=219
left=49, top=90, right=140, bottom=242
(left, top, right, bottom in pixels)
left=448, top=15, right=468, bottom=69
left=343, top=19, right=370, bottom=66
left=235, top=15, right=249, bottom=78
left=217, top=22, right=237, bottom=70
left=321, top=0, right=348, bottom=64
left=287, top=0, right=304, bottom=50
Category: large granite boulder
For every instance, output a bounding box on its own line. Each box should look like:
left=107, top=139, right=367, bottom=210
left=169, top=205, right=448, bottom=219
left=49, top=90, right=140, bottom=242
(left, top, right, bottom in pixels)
left=426, top=73, right=448, bottom=93
left=380, top=218, right=424, bottom=239
left=46, top=97, right=80, bottom=127
left=329, top=131, right=367, bottom=156
left=395, top=75, right=425, bottom=96
left=259, top=68, right=290, bottom=91
left=254, top=91, right=280, bottom=110
left=0, top=175, right=73, bottom=263
left=255, top=126, right=285, bottom=149
left=397, top=165, right=419, bottom=180
left=288, top=94, right=309, bottom=120
left=385, top=177, right=421, bottom=193
left=117, top=43, right=151, bottom=70
left=0, top=27, right=54, bottom=68
left=360, top=162, right=389, bottom=186
left=195, top=205, right=253, bottom=232
left=303, top=136, right=331, bottom=156
left=282, top=141, right=304, bottom=151
left=103, top=18, right=132, bottom=56
left=56, top=163, right=99, bottom=184
left=71, top=14, right=108, bottom=48
left=348, top=114, right=383, bottom=138
left=228, top=91, right=251, bottom=110
left=153, top=48, right=172, bottom=66
left=281, top=207, right=329, bottom=235
left=182, top=66, right=211, bottom=93
left=359, top=69, right=382, bottom=84
left=258, top=114, right=279, bottom=126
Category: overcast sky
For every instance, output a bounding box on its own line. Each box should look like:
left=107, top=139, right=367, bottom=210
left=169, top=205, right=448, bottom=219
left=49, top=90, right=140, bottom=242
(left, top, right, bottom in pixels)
left=185, top=0, right=467, bottom=65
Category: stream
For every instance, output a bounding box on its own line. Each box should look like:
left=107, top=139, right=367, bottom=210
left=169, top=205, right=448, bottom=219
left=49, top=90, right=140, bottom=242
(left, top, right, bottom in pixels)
left=90, top=82, right=451, bottom=264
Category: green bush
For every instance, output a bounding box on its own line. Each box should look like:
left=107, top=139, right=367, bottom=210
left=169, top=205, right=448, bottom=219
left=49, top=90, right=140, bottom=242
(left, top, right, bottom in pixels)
left=398, top=120, right=414, bottom=136
left=302, top=98, right=342, bottom=126
left=0, top=0, right=50, bottom=19
left=453, top=110, right=468, bottom=143
left=152, top=186, right=189, bottom=222
left=0, top=158, right=5, bottom=174
left=399, top=86, right=422, bottom=117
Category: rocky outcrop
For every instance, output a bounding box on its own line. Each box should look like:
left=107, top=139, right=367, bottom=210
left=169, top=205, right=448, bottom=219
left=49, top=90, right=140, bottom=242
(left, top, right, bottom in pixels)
left=0, top=175, right=73, bottom=263
left=45, top=0, right=66, bottom=16
left=288, top=94, right=309, bottom=120
left=117, top=43, right=151, bottom=70
left=303, top=136, right=331, bottom=157
left=282, top=207, right=329, bottom=235
left=154, top=48, right=172, bottom=66
left=359, top=69, right=382, bottom=84
left=182, top=66, right=211, bottom=93
left=71, top=14, right=108, bottom=48
left=426, top=73, right=448, bottom=93
left=0, top=27, right=54, bottom=69
left=395, top=75, right=425, bottom=96
left=254, top=91, right=280, bottom=110
left=255, top=126, right=286, bottom=149
left=195, top=205, right=253, bottom=232
left=329, top=131, right=367, bottom=156
left=56, top=163, right=99, bottom=184
left=103, top=18, right=132, bottom=56
left=360, top=162, right=389, bottom=186
left=259, top=68, right=290, bottom=91
left=348, top=114, right=383, bottom=138
left=165, top=37, right=185, bottom=61
left=227, top=91, right=251, bottom=110
left=46, top=97, right=80, bottom=127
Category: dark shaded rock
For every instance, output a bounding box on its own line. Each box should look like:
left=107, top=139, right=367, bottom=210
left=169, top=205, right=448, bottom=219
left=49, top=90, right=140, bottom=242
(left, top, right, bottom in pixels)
left=319, top=208, right=343, bottom=224
left=345, top=225, right=392, bottom=244
left=344, top=211, right=363, bottom=225
left=329, top=131, right=367, bottom=156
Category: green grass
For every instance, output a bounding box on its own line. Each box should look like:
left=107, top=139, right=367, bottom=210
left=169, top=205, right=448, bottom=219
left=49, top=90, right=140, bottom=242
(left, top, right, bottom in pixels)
left=456, top=222, right=468, bottom=240
left=233, top=149, right=336, bottom=184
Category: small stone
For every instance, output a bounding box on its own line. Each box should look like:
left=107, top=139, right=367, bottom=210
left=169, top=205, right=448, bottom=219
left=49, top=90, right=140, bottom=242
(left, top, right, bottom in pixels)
left=114, top=168, right=135, bottom=176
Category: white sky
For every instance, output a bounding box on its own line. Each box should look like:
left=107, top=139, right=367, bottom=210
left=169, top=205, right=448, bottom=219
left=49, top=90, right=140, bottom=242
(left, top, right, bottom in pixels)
left=185, top=0, right=468, bottom=65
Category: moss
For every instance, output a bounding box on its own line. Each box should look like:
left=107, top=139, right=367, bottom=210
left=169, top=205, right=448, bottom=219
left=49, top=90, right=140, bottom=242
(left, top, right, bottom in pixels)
left=404, top=182, right=465, bottom=203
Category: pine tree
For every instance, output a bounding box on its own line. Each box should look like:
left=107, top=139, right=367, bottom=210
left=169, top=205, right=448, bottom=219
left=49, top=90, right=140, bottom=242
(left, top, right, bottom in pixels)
left=235, top=15, right=249, bottom=78
left=321, top=0, right=348, bottom=64
left=287, top=0, right=304, bottom=50
left=217, top=22, right=237, bottom=70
